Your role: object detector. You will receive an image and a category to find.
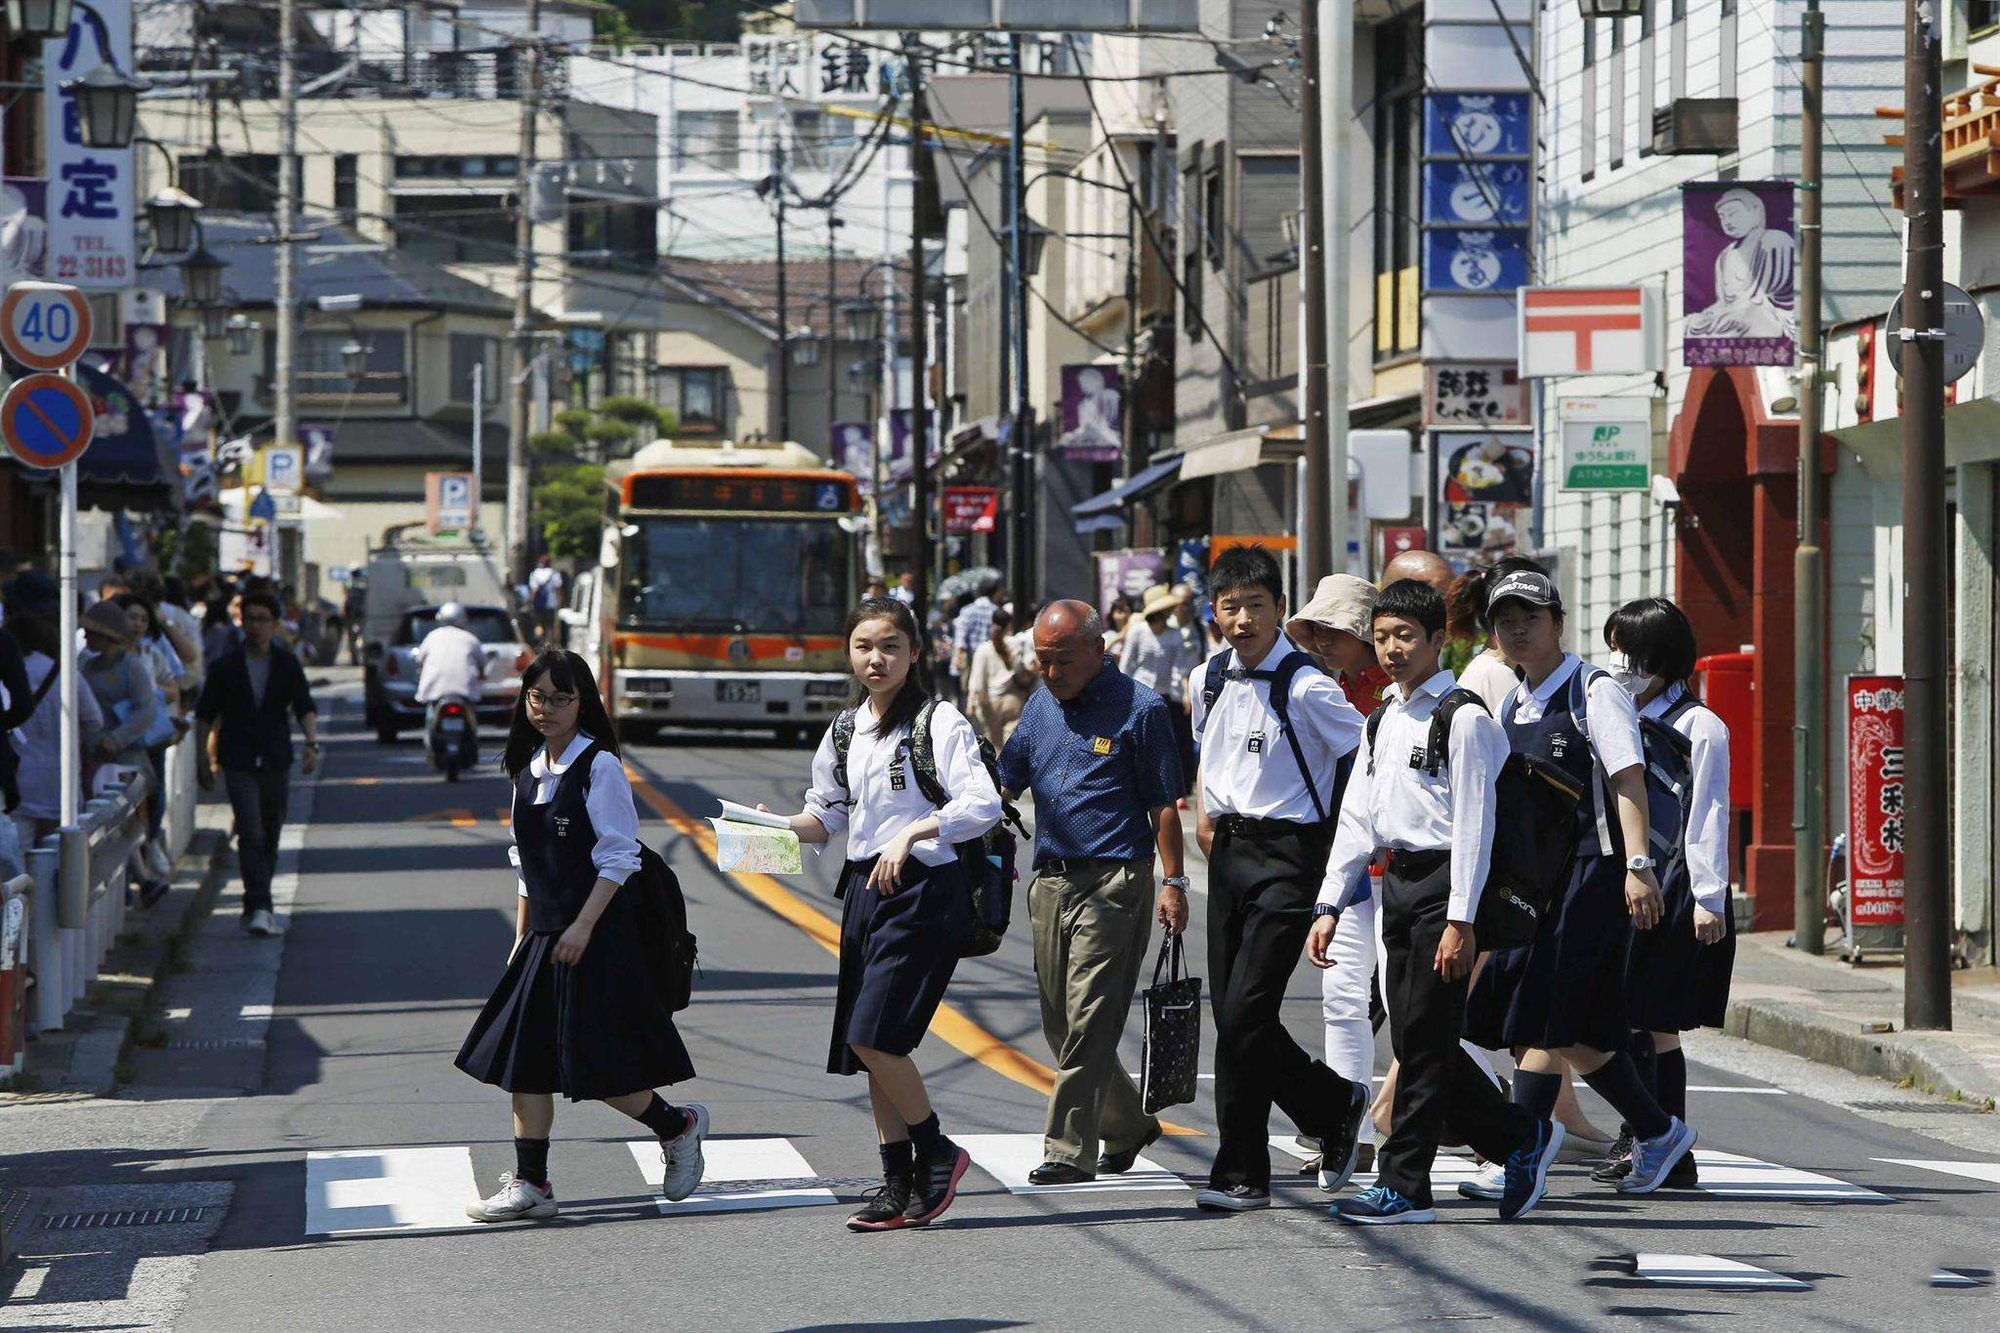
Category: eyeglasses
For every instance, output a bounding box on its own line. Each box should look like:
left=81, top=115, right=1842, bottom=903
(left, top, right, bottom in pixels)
left=525, top=689, right=577, bottom=710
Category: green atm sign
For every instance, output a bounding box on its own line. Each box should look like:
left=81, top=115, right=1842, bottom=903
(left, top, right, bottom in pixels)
left=1559, top=398, right=1653, bottom=492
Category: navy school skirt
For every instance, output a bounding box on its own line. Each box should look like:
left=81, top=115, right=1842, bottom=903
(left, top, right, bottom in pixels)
left=456, top=900, right=695, bottom=1102
left=1624, top=870, right=1738, bottom=1034
left=1465, top=851, right=1632, bottom=1054
left=827, top=853, right=973, bottom=1076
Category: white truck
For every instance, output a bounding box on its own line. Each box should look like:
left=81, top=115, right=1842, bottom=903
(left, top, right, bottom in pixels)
left=360, top=531, right=524, bottom=741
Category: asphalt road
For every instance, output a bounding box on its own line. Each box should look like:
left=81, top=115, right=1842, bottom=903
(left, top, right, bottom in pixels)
left=14, top=688, right=2000, bottom=1330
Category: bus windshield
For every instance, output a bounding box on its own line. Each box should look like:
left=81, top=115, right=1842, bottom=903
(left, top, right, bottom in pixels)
left=619, top=515, right=851, bottom=635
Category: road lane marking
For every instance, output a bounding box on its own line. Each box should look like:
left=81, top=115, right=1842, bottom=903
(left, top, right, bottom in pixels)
left=304, top=1147, right=479, bottom=1237
left=1687, top=1085, right=1787, bottom=1095
left=1874, top=1158, right=2000, bottom=1187
left=1633, top=1254, right=1810, bottom=1289
left=1931, top=1268, right=1991, bottom=1288
left=625, top=1137, right=840, bottom=1214
left=1270, top=1137, right=1484, bottom=1190
left=1691, top=1150, right=1888, bottom=1201
left=624, top=764, right=1198, bottom=1134
left=955, top=1133, right=1186, bottom=1195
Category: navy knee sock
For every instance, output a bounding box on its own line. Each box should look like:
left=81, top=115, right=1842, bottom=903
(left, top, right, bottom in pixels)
left=1628, top=1030, right=1657, bottom=1095
left=909, top=1112, right=946, bottom=1159
left=879, top=1139, right=914, bottom=1180
left=1655, top=1047, right=1688, bottom=1123
left=1510, top=1069, right=1562, bottom=1121
left=514, top=1136, right=550, bottom=1187
left=1580, top=1054, right=1671, bottom=1140
left=637, top=1093, right=687, bottom=1140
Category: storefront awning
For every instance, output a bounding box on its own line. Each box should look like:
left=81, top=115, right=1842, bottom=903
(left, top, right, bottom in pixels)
left=1070, top=455, right=1184, bottom=534
left=1178, top=426, right=1273, bottom=480
left=1829, top=397, right=2000, bottom=479
left=75, top=360, right=179, bottom=514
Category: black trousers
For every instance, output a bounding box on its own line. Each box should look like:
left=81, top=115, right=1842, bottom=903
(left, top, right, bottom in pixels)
left=223, top=765, right=290, bottom=916
left=1376, top=851, right=1532, bottom=1207
left=1206, top=817, right=1358, bottom=1191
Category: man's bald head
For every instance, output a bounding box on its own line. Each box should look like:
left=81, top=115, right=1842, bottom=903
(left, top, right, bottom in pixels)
left=1382, top=549, right=1454, bottom=596
left=1032, top=599, right=1106, bottom=700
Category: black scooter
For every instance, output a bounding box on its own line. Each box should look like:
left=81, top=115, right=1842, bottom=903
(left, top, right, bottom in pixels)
left=427, top=696, right=479, bottom=781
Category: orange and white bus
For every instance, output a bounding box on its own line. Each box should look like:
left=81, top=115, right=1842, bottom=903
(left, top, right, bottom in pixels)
left=582, top=440, right=863, bottom=744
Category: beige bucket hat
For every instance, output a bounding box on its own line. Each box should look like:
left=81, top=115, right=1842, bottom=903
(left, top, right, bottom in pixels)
left=1286, top=573, right=1376, bottom=644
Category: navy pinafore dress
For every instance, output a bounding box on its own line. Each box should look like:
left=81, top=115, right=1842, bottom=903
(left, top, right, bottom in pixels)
left=456, top=740, right=694, bottom=1101
left=1465, top=663, right=1633, bottom=1054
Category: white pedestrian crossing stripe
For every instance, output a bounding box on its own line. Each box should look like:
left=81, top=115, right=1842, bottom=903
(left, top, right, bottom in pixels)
left=1634, top=1254, right=1810, bottom=1289
left=1874, top=1158, right=2000, bottom=1187
left=625, top=1137, right=840, bottom=1214
left=956, top=1133, right=1186, bottom=1194
left=1269, top=1137, right=1485, bottom=1190
left=1691, top=1150, right=1887, bottom=1201
left=305, top=1147, right=480, bottom=1237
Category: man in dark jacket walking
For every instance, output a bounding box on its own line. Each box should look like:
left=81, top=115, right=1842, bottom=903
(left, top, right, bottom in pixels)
left=197, top=589, right=319, bottom=936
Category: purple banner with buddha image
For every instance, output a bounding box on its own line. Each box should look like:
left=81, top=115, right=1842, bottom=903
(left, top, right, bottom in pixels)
left=1682, top=180, right=1797, bottom=367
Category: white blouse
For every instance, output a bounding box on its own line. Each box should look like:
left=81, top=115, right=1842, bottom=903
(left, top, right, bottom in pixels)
left=512, top=731, right=644, bottom=897
left=1642, top=683, right=1733, bottom=916
left=804, top=700, right=1002, bottom=866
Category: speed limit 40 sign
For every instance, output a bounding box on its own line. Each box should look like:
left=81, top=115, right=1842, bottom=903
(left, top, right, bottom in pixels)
left=0, top=282, right=91, bottom=371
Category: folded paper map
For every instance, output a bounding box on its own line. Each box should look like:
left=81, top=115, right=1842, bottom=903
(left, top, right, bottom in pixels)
left=711, top=799, right=804, bottom=875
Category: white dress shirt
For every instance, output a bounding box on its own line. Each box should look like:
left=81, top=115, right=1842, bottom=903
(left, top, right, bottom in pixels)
left=1319, top=670, right=1511, bottom=922
left=804, top=699, right=1002, bottom=866
left=1457, top=651, right=1518, bottom=714
left=1503, top=653, right=1644, bottom=778
left=414, top=624, right=489, bottom=703
left=1118, top=617, right=1189, bottom=698
left=1643, top=682, right=1732, bottom=915
left=1188, top=633, right=1363, bottom=822
left=512, top=731, right=643, bottom=897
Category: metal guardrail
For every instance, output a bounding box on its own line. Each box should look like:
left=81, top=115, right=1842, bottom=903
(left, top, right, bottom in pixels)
left=24, top=737, right=198, bottom=1046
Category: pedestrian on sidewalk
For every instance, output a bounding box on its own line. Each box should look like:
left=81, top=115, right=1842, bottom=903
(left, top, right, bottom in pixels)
left=1285, top=574, right=1388, bottom=1182
left=951, top=576, right=1002, bottom=705
left=3, top=581, right=102, bottom=854
left=1185, top=545, right=1370, bottom=1212
left=1310, top=579, right=1561, bottom=1225
left=80, top=599, right=172, bottom=907
left=1460, top=569, right=1697, bottom=1200
left=456, top=649, right=709, bottom=1224
left=1591, top=597, right=1735, bottom=1190
left=963, top=605, right=1035, bottom=747
left=996, top=600, right=1187, bottom=1186
left=761, top=595, right=1001, bottom=1232
left=195, top=589, right=319, bottom=937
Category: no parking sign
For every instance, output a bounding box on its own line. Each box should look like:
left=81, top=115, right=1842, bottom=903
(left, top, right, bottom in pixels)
left=0, top=373, right=94, bottom=470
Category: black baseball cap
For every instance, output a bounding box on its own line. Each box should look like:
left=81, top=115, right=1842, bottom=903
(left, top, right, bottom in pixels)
left=1485, top=570, right=1562, bottom=615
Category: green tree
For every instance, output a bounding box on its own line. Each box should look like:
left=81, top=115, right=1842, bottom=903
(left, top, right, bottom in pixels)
left=599, top=395, right=660, bottom=426
left=586, top=418, right=638, bottom=458
left=535, top=464, right=606, bottom=560
left=529, top=429, right=576, bottom=461
left=554, top=407, right=593, bottom=443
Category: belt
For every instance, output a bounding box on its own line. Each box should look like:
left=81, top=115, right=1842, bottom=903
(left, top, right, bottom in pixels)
left=1385, top=847, right=1450, bottom=875
left=1216, top=813, right=1320, bottom=837
left=1039, top=855, right=1147, bottom=876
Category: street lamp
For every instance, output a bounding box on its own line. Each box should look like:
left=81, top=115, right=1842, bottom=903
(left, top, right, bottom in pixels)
left=1018, top=219, right=1051, bottom=278
left=225, top=312, right=260, bottom=356
left=62, top=63, right=149, bottom=150
left=180, top=245, right=225, bottom=304
left=196, top=304, right=229, bottom=340
left=791, top=325, right=822, bottom=367
left=1577, top=0, right=1646, bottom=15
left=843, top=301, right=882, bottom=344
left=145, top=186, right=200, bottom=255
left=341, top=339, right=368, bottom=379
left=5, top=0, right=73, bottom=41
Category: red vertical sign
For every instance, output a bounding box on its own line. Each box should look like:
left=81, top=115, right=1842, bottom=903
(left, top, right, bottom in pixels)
left=1845, top=675, right=1906, bottom=927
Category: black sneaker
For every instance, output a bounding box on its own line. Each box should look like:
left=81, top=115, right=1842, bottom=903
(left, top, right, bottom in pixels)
left=846, top=1176, right=916, bottom=1232
left=1194, top=1185, right=1270, bottom=1212
left=904, top=1140, right=971, bottom=1226
left=1663, top=1151, right=1700, bottom=1188
left=1590, top=1133, right=1635, bottom=1184
left=1316, top=1080, right=1370, bottom=1193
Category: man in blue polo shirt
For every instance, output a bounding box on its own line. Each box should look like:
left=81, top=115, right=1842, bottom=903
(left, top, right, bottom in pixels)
left=998, top=600, right=1188, bottom=1185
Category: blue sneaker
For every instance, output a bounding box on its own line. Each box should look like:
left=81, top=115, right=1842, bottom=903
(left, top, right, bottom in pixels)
left=1332, top=1185, right=1435, bottom=1225
left=1499, top=1119, right=1564, bottom=1220
left=1617, top=1117, right=1696, bottom=1194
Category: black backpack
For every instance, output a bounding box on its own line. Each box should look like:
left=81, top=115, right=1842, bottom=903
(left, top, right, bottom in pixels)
left=1365, top=687, right=1584, bottom=950
left=1199, top=647, right=1354, bottom=825
left=833, top=700, right=1028, bottom=958
left=581, top=753, right=698, bottom=1011
left=1634, top=693, right=1701, bottom=897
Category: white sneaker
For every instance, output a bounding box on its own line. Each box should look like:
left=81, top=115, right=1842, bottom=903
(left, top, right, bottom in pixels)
left=658, top=1103, right=710, bottom=1202
left=244, top=909, right=280, bottom=937
left=466, top=1172, right=558, bottom=1223
left=145, top=839, right=173, bottom=881
left=1456, top=1161, right=1506, bottom=1201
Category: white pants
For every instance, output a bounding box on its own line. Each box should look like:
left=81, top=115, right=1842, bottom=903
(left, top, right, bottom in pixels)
left=1320, top=886, right=1380, bottom=1144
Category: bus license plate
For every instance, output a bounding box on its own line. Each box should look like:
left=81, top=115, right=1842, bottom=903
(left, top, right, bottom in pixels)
left=718, top=681, right=761, bottom=705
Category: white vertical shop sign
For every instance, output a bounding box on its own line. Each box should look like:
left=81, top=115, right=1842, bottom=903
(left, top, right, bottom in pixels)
left=44, top=0, right=136, bottom=290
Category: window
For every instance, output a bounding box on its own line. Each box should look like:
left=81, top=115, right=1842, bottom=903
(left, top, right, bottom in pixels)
left=270, top=329, right=408, bottom=400
left=394, top=155, right=520, bottom=179
left=1239, top=156, right=1300, bottom=268
left=1181, top=152, right=1203, bottom=335
left=333, top=154, right=357, bottom=216
left=787, top=110, right=832, bottom=171
left=1610, top=14, right=1626, bottom=169
left=1371, top=10, right=1421, bottom=359
left=662, top=366, right=727, bottom=430
left=391, top=194, right=513, bottom=264
left=178, top=153, right=297, bottom=213
left=1978, top=0, right=2000, bottom=32
left=1718, top=0, right=1737, bottom=99
left=450, top=333, right=500, bottom=402
left=674, top=110, right=741, bottom=173
left=1581, top=20, right=1599, bottom=179
left=566, top=200, right=659, bottom=269
left=1202, top=167, right=1224, bottom=269
left=618, top=516, right=852, bottom=635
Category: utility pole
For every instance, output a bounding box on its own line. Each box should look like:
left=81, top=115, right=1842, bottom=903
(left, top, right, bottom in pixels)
left=506, top=0, right=542, bottom=582
left=1321, top=0, right=1354, bottom=578
left=826, top=211, right=842, bottom=450
left=774, top=123, right=792, bottom=442
left=1122, top=180, right=1139, bottom=481
left=274, top=0, right=297, bottom=457
left=472, top=360, right=484, bottom=535
left=1299, top=0, right=1331, bottom=583
left=1009, top=37, right=1032, bottom=613
left=906, top=36, right=933, bottom=614
left=1901, top=0, right=1953, bottom=1029
left=1794, top=0, right=1827, bottom=954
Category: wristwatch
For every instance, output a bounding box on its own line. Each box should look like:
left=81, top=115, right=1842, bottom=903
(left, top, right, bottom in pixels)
left=1311, top=903, right=1341, bottom=920
left=1161, top=875, right=1191, bottom=891
left=1626, top=855, right=1657, bottom=872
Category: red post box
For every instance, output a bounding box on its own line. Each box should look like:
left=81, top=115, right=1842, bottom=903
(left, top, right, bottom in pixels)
left=1694, top=651, right=1755, bottom=812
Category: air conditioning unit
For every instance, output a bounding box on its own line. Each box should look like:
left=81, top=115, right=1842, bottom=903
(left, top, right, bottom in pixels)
left=1652, top=98, right=1739, bottom=156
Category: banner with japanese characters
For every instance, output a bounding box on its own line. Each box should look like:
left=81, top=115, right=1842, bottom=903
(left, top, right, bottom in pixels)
left=44, top=0, right=135, bottom=289
left=1682, top=180, right=1797, bottom=367
left=1845, top=675, right=1906, bottom=927
left=1056, top=364, right=1123, bottom=462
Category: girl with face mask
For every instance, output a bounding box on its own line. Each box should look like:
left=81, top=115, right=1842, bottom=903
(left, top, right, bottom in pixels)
left=1591, top=598, right=1735, bottom=1188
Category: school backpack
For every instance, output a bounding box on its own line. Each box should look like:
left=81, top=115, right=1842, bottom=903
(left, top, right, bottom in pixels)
left=1198, top=647, right=1354, bottom=824
left=580, top=751, right=698, bottom=1012
left=1569, top=669, right=1699, bottom=884
left=832, top=700, right=1029, bottom=958
left=1365, top=687, right=1584, bottom=951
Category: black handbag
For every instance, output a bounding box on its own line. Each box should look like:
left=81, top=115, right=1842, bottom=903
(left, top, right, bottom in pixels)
left=1140, top=934, right=1202, bottom=1115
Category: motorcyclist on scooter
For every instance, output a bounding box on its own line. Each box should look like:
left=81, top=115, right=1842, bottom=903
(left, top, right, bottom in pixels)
left=416, top=603, right=488, bottom=770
